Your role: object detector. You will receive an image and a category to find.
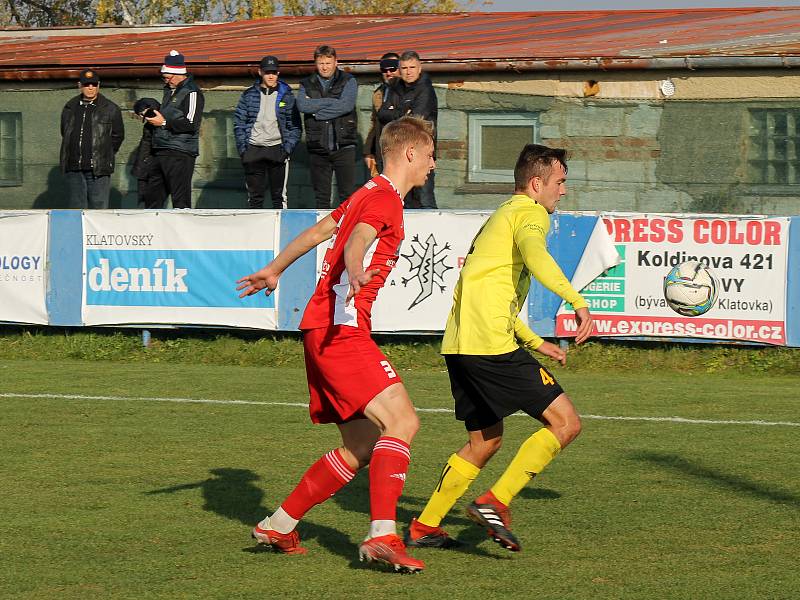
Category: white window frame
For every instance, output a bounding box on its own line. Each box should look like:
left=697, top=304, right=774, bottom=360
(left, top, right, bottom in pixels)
left=468, top=113, right=539, bottom=182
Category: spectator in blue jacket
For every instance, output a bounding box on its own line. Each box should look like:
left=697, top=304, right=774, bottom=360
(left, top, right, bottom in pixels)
left=234, top=56, right=302, bottom=209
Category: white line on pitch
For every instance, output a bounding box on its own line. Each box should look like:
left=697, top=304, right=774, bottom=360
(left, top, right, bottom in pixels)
left=2, top=392, right=799, bottom=428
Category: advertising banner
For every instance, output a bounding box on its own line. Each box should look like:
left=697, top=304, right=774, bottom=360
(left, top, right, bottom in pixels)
left=556, top=213, right=791, bottom=345
left=82, top=211, right=278, bottom=329
left=316, top=211, right=493, bottom=332
left=0, top=212, right=48, bottom=324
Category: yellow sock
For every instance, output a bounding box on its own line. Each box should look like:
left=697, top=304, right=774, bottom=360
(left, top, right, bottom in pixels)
left=418, top=453, right=480, bottom=528
left=490, top=428, right=561, bottom=506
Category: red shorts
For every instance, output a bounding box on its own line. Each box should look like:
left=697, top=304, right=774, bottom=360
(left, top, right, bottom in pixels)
left=302, top=326, right=402, bottom=424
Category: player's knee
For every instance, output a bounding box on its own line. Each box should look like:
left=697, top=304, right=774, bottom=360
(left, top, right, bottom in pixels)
left=555, top=415, right=582, bottom=447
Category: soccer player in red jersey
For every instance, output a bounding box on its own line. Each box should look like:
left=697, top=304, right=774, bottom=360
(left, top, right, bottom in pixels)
left=237, top=116, right=435, bottom=573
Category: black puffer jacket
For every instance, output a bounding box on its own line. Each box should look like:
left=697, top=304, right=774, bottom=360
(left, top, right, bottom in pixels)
left=60, top=94, right=124, bottom=176
left=377, top=72, right=438, bottom=134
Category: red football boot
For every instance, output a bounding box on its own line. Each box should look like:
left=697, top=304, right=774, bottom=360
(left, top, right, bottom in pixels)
left=358, top=533, right=425, bottom=573
left=252, top=522, right=307, bottom=555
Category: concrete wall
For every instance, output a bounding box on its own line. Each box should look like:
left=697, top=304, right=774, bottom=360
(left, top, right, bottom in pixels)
left=2, top=69, right=799, bottom=213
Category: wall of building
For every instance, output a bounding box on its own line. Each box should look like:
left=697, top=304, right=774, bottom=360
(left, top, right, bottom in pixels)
left=1, top=69, right=798, bottom=214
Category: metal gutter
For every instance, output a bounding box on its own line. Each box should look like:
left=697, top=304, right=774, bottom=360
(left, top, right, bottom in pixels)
left=1, top=55, right=799, bottom=81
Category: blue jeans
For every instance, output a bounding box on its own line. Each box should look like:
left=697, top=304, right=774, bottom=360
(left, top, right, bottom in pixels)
left=65, top=170, right=111, bottom=209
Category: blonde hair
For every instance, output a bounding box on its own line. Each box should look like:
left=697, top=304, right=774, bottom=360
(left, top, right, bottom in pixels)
left=380, top=115, right=434, bottom=159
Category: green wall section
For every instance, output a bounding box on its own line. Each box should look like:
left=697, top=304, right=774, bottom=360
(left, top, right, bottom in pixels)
left=1, top=80, right=798, bottom=214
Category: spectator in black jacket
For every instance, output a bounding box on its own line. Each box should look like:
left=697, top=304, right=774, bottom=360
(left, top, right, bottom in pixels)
left=377, top=51, right=437, bottom=209
left=131, top=98, right=161, bottom=208
left=363, top=53, right=399, bottom=177
left=59, top=69, right=124, bottom=209
left=296, top=45, right=358, bottom=209
left=144, top=50, right=205, bottom=209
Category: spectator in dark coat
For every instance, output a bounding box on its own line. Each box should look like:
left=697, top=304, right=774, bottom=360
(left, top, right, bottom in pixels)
left=131, top=98, right=161, bottom=208
left=363, top=53, right=399, bottom=178
left=59, top=69, right=124, bottom=208
left=378, top=51, right=438, bottom=209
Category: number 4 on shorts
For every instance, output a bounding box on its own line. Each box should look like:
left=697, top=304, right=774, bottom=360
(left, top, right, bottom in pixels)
left=539, top=368, right=554, bottom=386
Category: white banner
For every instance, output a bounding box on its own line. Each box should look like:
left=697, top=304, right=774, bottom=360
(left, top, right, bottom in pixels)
left=0, top=212, right=48, bottom=324
left=556, top=213, right=791, bottom=345
left=315, top=211, right=493, bottom=332
left=82, top=210, right=279, bottom=329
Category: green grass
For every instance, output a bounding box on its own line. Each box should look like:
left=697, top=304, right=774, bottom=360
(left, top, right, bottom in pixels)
left=0, top=327, right=799, bottom=374
left=1, top=359, right=798, bottom=599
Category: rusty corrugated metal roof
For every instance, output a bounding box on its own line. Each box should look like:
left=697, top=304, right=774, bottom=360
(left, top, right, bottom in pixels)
left=1, top=8, right=799, bottom=77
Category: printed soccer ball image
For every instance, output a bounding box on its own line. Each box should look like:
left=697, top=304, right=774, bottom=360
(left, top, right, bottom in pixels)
left=663, top=260, right=719, bottom=317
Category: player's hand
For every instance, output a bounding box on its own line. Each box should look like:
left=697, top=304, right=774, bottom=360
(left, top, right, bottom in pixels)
left=364, top=155, right=376, bottom=170
left=144, top=109, right=166, bottom=127
left=535, top=340, right=567, bottom=366
left=573, top=307, right=594, bottom=344
left=236, top=268, right=279, bottom=298
left=346, top=269, right=381, bottom=304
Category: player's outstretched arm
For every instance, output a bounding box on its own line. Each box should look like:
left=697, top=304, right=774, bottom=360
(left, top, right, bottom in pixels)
left=344, top=222, right=381, bottom=303
left=237, top=214, right=338, bottom=298
left=573, top=306, right=593, bottom=345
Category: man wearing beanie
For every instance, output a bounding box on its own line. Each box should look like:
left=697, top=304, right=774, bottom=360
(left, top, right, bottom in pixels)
left=233, top=55, right=301, bottom=209
left=144, top=50, right=205, bottom=209
left=363, top=52, right=400, bottom=177
left=59, top=69, right=124, bottom=208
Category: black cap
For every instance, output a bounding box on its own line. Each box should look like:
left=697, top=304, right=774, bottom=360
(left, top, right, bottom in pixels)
left=379, top=58, right=399, bottom=71
left=259, top=55, right=280, bottom=72
left=79, top=69, right=100, bottom=85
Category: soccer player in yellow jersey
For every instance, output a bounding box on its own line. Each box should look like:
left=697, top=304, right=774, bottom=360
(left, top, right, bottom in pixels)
left=406, top=144, right=593, bottom=552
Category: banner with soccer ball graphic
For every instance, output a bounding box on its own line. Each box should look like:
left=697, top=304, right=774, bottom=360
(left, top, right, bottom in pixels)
left=555, top=213, right=791, bottom=345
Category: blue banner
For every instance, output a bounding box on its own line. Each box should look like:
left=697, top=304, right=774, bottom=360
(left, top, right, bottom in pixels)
left=85, top=249, right=274, bottom=308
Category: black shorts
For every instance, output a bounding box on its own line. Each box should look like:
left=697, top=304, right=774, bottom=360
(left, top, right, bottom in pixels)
left=444, top=348, right=564, bottom=431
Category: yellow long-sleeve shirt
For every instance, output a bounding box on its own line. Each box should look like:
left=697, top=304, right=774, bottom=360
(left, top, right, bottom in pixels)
left=441, top=194, right=587, bottom=355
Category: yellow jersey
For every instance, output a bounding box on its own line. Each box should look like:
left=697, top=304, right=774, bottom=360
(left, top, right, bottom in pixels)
left=441, top=194, right=587, bottom=355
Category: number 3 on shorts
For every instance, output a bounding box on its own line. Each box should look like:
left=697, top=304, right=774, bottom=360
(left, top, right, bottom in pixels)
left=539, top=367, right=554, bottom=386
left=380, top=360, right=397, bottom=379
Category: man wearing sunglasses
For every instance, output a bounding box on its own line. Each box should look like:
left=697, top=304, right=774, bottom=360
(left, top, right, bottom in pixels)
left=364, top=53, right=400, bottom=178
left=59, top=69, right=124, bottom=209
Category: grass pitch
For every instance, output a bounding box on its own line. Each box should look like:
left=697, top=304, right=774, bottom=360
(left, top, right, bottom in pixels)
left=1, top=359, right=798, bottom=599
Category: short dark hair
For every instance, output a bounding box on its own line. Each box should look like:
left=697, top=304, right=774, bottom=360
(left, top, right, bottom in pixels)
left=514, top=144, right=568, bottom=191
left=399, top=50, right=420, bottom=62
left=314, top=45, right=337, bottom=59
left=381, top=52, right=399, bottom=60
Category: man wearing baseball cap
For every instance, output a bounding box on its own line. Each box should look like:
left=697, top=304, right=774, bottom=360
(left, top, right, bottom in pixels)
left=233, top=55, right=301, bottom=209
left=59, top=69, right=124, bottom=208
left=364, top=53, right=400, bottom=177
left=143, top=50, right=205, bottom=209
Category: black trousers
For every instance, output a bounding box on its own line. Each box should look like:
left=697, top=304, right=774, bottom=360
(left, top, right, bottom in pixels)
left=308, top=146, right=356, bottom=209
left=146, top=151, right=195, bottom=209
left=242, top=144, right=288, bottom=209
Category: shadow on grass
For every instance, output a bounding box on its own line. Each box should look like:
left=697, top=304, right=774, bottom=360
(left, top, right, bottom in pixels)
left=144, top=466, right=516, bottom=562
left=631, top=451, right=800, bottom=506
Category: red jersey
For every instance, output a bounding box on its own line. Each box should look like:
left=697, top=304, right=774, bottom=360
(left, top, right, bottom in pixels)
left=299, top=175, right=404, bottom=332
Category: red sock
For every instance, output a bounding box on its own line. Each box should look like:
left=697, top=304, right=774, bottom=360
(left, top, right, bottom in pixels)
left=282, top=449, right=356, bottom=520
left=369, top=437, right=411, bottom=521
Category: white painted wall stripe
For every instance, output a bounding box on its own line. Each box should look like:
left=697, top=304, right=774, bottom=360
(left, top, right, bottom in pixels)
left=1, top=392, right=798, bottom=428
